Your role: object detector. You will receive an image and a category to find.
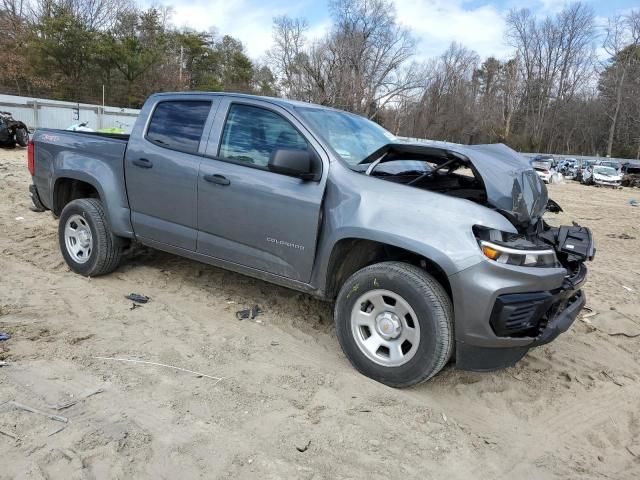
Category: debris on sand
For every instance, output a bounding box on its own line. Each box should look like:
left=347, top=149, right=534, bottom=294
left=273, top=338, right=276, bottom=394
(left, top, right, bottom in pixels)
left=9, top=401, right=68, bottom=423
left=46, top=388, right=104, bottom=411
left=296, top=440, right=311, bottom=452
left=606, top=233, right=636, bottom=240
left=601, top=371, right=624, bottom=387
left=236, top=305, right=263, bottom=321
left=92, top=356, right=224, bottom=383
left=0, top=429, right=19, bottom=441
left=0, top=332, right=10, bottom=341
left=125, top=293, right=150, bottom=304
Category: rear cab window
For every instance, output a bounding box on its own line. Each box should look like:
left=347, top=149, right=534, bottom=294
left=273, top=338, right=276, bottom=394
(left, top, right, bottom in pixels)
left=146, top=100, right=212, bottom=154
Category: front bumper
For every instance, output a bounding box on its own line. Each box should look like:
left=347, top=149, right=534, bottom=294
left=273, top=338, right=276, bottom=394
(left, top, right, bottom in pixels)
left=593, top=179, right=621, bottom=187
left=450, top=259, right=588, bottom=372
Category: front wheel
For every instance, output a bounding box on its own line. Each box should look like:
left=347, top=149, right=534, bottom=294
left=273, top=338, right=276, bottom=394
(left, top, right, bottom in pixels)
left=335, top=261, right=453, bottom=388
left=58, top=198, right=122, bottom=276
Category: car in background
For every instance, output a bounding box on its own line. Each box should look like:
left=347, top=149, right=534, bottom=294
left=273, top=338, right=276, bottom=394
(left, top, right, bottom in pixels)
left=531, top=158, right=555, bottom=183
left=622, top=161, right=640, bottom=188
left=582, top=165, right=623, bottom=188
left=559, top=158, right=577, bottom=179
left=597, top=159, right=622, bottom=174
left=575, top=159, right=597, bottom=182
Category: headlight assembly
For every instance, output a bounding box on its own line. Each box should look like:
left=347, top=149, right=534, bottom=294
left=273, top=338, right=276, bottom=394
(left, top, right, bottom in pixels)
left=474, top=227, right=559, bottom=268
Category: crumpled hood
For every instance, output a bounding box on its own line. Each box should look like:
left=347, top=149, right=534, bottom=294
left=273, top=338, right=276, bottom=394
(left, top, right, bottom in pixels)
left=403, top=141, right=548, bottom=226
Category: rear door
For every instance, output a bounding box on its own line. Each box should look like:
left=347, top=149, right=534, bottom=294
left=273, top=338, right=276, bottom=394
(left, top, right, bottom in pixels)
left=125, top=96, right=217, bottom=250
left=196, top=97, right=327, bottom=282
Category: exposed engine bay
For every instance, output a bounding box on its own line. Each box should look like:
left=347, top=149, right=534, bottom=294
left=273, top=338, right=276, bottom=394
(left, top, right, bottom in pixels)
left=355, top=143, right=595, bottom=275
left=353, top=143, right=487, bottom=205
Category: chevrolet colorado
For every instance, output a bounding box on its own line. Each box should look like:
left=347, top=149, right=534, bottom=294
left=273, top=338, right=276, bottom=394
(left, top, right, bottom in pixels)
left=28, top=93, right=595, bottom=387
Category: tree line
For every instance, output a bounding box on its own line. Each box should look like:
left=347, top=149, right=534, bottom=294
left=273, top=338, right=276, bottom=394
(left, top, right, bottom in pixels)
left=0, top=0, right=638, bottom=158
left=0, top=0, right=276, bottom=107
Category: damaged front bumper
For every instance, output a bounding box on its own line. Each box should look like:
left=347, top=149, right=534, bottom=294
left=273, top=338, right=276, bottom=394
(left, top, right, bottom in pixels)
left=593, top=177, right=622, bottom=187
left=450, top=226, right=593, bottom=372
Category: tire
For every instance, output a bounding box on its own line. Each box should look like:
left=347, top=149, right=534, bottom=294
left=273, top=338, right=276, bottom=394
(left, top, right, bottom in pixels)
left=15, top=128, right=28, bottom=147
left=58, top=198, right=122, bottom=276
left=335, top=261, right=453, bottom=388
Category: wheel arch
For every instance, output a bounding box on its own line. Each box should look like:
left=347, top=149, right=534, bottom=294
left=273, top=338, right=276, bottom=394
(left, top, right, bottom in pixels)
left=53, top=176, right=102, bottom=216
left=51, top=167, right=134, bottom=238
left=322, top=237, right=452, bottom=301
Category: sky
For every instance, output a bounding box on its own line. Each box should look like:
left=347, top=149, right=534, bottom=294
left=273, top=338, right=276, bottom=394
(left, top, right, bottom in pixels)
left=145, top=0, right=638, bottom=61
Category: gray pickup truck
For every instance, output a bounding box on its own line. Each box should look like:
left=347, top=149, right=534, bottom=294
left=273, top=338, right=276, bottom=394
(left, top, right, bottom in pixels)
left=28, top=92, right=594, bottom=387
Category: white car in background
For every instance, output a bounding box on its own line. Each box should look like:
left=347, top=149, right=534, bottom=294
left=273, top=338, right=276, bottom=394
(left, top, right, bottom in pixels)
left=583, top=165, right=623, bottom=188
left=531, top=159, right=555, bottom=183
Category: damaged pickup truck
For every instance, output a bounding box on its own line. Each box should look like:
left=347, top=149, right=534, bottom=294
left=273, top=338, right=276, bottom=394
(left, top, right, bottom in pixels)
left=28, top=93, right=595, bottom=387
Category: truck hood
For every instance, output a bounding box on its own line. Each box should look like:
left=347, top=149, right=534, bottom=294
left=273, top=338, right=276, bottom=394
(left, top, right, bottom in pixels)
left=397, top=142, right=549, bottom=227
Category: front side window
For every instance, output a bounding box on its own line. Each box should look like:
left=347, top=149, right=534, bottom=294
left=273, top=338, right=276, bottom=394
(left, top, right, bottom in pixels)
left=147, top=100, right=211, bottom=154
left=219, top=104, right=308, bottom=167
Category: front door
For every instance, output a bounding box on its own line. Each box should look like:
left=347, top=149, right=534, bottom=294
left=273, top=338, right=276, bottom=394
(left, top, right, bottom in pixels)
left=196, top=99, right=326, bottom=282
left=125, top=98, right=215, bottom=250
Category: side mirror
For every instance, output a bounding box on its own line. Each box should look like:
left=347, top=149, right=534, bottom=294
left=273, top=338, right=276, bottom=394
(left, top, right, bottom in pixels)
left=268, top=148, right=316, bottom=180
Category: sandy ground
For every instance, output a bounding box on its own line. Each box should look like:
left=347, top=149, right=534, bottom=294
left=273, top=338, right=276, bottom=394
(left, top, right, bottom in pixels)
left=0, top=147, right=639, bottom=479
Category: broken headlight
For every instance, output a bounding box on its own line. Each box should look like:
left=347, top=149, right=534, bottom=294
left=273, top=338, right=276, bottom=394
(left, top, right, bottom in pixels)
left=474, top=227, right=559, bottom=268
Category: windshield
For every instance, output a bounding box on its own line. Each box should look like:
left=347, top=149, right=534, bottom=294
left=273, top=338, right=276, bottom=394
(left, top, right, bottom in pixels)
left=296, top=107, right=396, bottom=165
left=599, top=162, right=619, bottom=169
left=594, top=166, right=617, bottom=175
left=532, top=160, right=552, bottom=170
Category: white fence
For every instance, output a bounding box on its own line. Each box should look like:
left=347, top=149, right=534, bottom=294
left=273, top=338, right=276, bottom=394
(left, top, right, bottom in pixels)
left=0, top=94, right=140, bottom=133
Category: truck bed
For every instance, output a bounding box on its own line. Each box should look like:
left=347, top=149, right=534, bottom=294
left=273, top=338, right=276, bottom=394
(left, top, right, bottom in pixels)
left=31, top=128, right=130, bottom=217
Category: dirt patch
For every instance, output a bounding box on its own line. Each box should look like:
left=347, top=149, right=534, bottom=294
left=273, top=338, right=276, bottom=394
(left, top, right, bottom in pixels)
left=1, top=148, right=639, bottom=479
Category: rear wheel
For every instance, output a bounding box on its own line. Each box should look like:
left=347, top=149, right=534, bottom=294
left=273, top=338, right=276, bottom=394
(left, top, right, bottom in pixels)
left=58, top=198, right=122, bottom=276
left=335, top=261, right=453, bottom=387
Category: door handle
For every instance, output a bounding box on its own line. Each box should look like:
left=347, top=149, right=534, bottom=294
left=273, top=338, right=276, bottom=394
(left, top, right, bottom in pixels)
left=132, top=158, right=153, bottom=168
left=203, top=174, right=231, bottom=186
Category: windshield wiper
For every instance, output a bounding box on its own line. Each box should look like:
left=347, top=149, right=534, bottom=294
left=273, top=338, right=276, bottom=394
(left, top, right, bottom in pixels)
left=407, top=158, right=457, bottom=186
left=365, top=154, right=387, bottom=175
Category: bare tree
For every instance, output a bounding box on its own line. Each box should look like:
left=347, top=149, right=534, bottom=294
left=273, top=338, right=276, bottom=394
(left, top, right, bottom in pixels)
left=267, top=15, right=308, bottom=98
left=602, top=10, right=640, bottom=156
left=506, top=3, right=596, bottom=151
left=267, top=0, right=420, bottom=118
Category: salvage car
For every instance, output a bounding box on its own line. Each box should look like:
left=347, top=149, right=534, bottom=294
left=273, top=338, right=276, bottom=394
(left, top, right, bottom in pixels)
left=583, top=165, right=623, bottom=188
left=559, top=158, right=577, bottom=179
left=622, top=161, right=640, bottom=188
left=0, top=111, right=29, bottom=148
left=531, top=158, right=555, bottom=183
left=27, top=93, right=595, bottom=387
left=575, top=159, right=596, bottom=182
left=597, top=159, right=622, bottom=173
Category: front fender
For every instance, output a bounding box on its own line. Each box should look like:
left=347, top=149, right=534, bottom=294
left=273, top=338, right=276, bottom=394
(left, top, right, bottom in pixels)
left=311, top=162, right=517, bottom=292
